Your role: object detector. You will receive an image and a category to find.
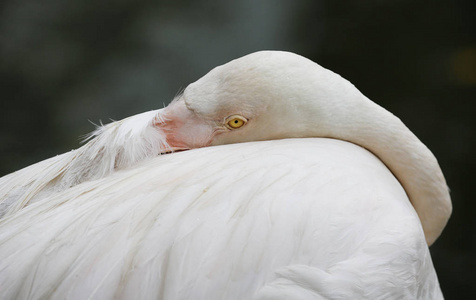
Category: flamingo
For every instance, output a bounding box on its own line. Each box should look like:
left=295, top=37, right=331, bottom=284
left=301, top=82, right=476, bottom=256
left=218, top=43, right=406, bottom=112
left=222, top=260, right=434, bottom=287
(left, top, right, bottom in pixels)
left=0, top=51, right=451, bottom=299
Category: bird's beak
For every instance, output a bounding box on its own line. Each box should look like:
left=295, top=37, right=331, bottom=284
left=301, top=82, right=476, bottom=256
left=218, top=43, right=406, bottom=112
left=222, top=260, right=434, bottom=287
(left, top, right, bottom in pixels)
left=154, top=99, right=218, bottom=153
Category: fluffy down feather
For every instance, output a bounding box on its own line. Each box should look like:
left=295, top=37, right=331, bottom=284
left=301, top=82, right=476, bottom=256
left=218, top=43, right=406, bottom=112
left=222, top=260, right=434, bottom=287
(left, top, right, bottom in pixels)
left=0, top=110, right=167, bottom=218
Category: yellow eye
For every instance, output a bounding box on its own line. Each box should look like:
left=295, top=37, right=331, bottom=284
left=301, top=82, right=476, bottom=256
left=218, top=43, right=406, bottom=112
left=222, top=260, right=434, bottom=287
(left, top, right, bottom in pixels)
left=225, top=115, right=247, bottom=129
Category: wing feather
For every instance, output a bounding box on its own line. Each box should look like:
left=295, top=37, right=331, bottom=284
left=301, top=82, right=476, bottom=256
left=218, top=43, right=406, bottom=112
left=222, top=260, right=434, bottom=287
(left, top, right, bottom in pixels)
left=0, top=110, right=168, bottom=218
left=0, top=139, right=442, bottom=299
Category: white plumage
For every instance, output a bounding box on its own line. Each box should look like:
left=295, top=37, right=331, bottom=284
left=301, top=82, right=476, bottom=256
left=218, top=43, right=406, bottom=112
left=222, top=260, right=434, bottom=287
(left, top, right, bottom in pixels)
left=0, top=51, right=450, bottom=299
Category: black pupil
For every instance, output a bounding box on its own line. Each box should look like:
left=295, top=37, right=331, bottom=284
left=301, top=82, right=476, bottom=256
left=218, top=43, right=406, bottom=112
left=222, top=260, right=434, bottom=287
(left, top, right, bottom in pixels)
left=234, top=120, right=238, bottom=123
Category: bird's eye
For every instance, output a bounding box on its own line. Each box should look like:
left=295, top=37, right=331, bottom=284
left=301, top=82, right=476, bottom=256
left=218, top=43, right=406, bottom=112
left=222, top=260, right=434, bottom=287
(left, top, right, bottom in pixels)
left=225, top=115, right=247, bottom=129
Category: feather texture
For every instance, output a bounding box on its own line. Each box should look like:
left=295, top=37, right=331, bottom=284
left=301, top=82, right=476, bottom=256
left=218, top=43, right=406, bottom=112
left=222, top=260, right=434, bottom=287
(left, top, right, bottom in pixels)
left=0, top=139, right=443, bottom=299
left=0, top=110, right=168, bottom=218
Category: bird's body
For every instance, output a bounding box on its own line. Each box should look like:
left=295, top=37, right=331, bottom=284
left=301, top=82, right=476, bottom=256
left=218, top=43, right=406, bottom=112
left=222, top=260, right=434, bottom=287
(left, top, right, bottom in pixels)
left=0, top=139, right=441, bottom=299
left=0, top=51, right=450, bottom=299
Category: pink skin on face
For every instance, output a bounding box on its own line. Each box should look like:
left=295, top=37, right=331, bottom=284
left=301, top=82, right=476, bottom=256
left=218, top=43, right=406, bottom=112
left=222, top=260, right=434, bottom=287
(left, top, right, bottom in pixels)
left=155, top=99, right=226, bottom=152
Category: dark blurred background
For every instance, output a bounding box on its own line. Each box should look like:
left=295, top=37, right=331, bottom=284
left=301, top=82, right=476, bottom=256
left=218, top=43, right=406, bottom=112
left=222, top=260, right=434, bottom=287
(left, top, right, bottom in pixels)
left=0, top=0, right=474, bottom=298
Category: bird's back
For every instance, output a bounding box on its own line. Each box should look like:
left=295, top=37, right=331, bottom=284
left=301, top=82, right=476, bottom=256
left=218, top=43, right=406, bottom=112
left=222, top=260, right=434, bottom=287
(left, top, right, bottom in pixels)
left=0, top=138, right=442, bottom=299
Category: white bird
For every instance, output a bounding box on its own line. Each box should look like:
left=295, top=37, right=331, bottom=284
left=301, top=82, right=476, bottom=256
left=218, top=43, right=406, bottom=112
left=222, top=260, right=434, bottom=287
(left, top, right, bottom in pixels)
left=0, top=51, right=451, bottom=299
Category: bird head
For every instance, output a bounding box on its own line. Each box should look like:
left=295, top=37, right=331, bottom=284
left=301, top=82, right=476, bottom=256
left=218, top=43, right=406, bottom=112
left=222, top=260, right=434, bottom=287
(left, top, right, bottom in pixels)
left=158, top=51, right=361, bottom=151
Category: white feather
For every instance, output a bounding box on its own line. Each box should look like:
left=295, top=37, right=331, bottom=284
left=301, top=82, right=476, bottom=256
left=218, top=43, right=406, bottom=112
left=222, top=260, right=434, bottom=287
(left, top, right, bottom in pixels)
left=0, top=110, right=168, bottom=218
left=0, top=139, right=442, bottom=299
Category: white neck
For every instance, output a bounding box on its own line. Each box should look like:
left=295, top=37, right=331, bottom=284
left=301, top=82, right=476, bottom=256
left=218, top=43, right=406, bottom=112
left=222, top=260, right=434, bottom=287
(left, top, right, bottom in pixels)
left=328, top=96, right=451, bottom=245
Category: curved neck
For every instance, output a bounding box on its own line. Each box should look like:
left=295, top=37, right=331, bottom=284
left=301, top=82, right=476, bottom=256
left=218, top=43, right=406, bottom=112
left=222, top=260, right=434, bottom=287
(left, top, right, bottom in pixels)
left=332, top=99, right=451, bottom=245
